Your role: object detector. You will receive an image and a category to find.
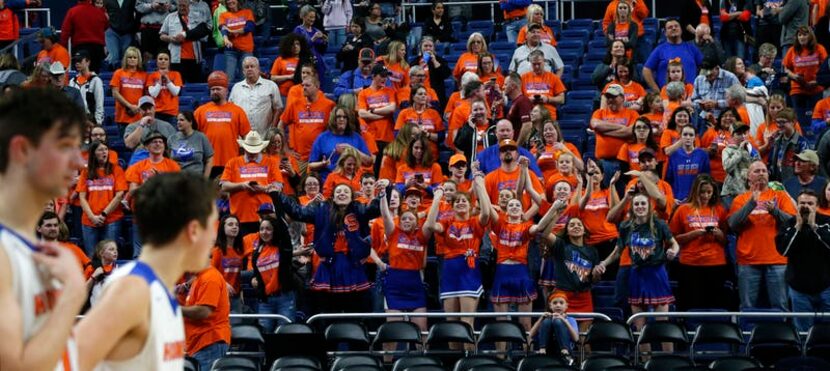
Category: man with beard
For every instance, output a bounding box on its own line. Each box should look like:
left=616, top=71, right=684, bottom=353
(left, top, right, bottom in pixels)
left=484, top=138, right=544, bottom=207
left=728, top=161, right=797, bottom=311
left=195, top=71, right=252, bottom=178
left=478, top=119, right=542, bottom=176
left=36, top=211, right=90, bottom=272
left=278, top=75, right=336, bottom=174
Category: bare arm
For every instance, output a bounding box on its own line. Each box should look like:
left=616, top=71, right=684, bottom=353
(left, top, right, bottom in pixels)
left=203, top=156, right=214, bottom=178
left=380, top=190, right=395, bottom=238
left=424, top=188, right=444, bottom=233
left=474, top=172, right=492, bottom=226
left=642, top=67, right=659, bottom=92
left=181, top=305, right=214, bottom=320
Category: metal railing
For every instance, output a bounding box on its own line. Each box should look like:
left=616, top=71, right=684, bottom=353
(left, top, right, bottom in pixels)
left=307, top=311, right=612, bottom=325
left=626, top=311, right=830, bottom=326
left=24, top=8, right=51, bottom=28
left=231, top=313, right=294, bottom=323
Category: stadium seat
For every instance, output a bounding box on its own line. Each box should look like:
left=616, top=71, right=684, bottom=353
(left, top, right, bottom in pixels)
left=582, top=322, right=634, bottom=359
left=270, top=355, right=321, bottom=371
left=557, top=39, right=585, bottom=53
left=325, top=322, right=370, bottom=351
left=476, top=321, right=527, bottom=354
left=489, top=42, right=513, bottom=52
left=559, top=29, right=590, bottom=44
left=565, top=18, right=594, bottom=31
left=580, top=355, right=629, bottom=371
left=211, top=356, right=258, bottom=371
left=391, top=356, right=442, bottom=371
left=330, top=355, right=382, bottom=371
left=643, top=354, right=694, bottom=370
left=708, top=356, right=762, bottom=371
left=516, top=354, right=563, bottom=371
left=425, top=321, right=475, bottom=351
left=806, top=323, right=830, bottom=361
left=594, top=307, right=625, bottom=323
left=371, top=321, right=423, bottom=351
left=402, top=366, right=444, bottom=371
left=636, top=322, right=689, bottom=354
left=184, top=356, right=199, bottom=371
left=468, top=365, right=512, bottom=371
left=451, top=355, right=499, bottom=371
left=746, top=322, right=802, bottom=367
left=275, top=323, right=314, bottom=334
left=690, top=322, right=743, bottom=362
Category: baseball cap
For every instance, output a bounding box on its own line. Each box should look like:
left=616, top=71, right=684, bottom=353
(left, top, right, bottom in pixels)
left=371, top=64, right=389, bottom=77
left=604, top=84, right=624, bottom=97
left=257, top=203, right=276, bottom=214
left=638, top=147, right=657, bottom=160
left=795, top=149, right=819, bottom=166
left=72, top=50, right=91, bottom=62
left=449, top=153, right=468, bottom=167
left=404, top=186, right=423, bottom=198
left=732, top=122, right=750, bottom=134
left=138, top=96, right=155, bottom=108
left=359, top=48, right=375, bottom=63
left=207, top=70, right=229, bottom=88
left=499, top=138, right=518, bottom=150
left=38, top=27, right=57, bottom=40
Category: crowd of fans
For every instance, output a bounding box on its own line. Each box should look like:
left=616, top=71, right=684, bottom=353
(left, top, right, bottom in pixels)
left=5, top=0, right=830, bottom=367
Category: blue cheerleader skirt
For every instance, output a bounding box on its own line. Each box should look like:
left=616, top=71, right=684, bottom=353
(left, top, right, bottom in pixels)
left=311, top=252, right=372, bottom=293
left=384, top=268, right=427, bottom=310
left=538, top=258, right=556, bottom=287
left=490, top=264, right=538, bottom=304
left=628, top=264, right=675, bottom=306
left=439, top=256, right=483, bottom=299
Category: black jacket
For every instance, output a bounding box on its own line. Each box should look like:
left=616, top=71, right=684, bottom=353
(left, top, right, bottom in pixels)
left=336, top=33, right=373, bottom=72
left=776, top=213, right=830, bottom=295
left=410, top=54, right=452, bottom=109
left=104, top=0, right=138, bottom=35
left=680, top=0, right=715, bottom=41
left=423, top=17, right=455, bottom=43
left=453, top=120, right=497, bottom=167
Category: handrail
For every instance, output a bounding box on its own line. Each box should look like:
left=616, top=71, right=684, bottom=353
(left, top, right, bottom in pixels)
left=230, top=313, right=293, bottom=323
left=306, top=311, right=611, bottom=325
left=0, top=29, right=41, bottom=59
left=626, top=311, right=830, bottom=325
left=24, top=8, right=51, bottom=28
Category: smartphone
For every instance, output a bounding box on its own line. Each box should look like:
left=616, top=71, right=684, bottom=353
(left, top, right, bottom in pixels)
left=249, top=181, right=259, bottom=187
left=534, top=94, right=541, bottom=102
left=414, top=174, right=425, bottom=183
left=705, top=226, right=715, bottom=232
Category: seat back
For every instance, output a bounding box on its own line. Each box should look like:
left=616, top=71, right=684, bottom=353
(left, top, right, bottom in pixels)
left=708, top=356, right=761, bottom=371
left=211, top=356, right=259, bottom=371
left=451, top=355, right=499, bottom=371
left=580, top=355, right=629, bottom=371
left=516, top=354, right=563, bottom=371
left=690, top=322, right=743, bottom=362
left=747, top=322, right=802, bottom=367
left=477, top=321, right=527, bottom=347
left=372, top=321, right=422, bottom=350
left=426, top=321, right=475, bottom=349
left=637, top=321, right=689, bottom=354
left=330, top=355, right=381, bottom=371
left=643, top=355, right=693, bottom=370
left=275, top=323, right=314, bottom=334
left=391, top=356, right=441, bottom=371
left=325, top=322, right=370, bottom=351
left=270, top=355, right=320, bottom=371
left=806, top=323, right=830, bottom=361
left=584, top=321, right=634, bottom=355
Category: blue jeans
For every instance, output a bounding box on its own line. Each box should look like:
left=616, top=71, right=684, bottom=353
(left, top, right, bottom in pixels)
left=536, top=317, right=576, bottom=352
left=132, top=223, right=142, bottom=259
left=789, top=286, right=830, bottom=332
left=738, top=264, right=788, bottom=311
left=723, top=37, right=746, bottom=61
left=191, top=341, right=228, bottom=371
left=792, top=94, right=821, bottom=137
left=81, top=221, right=122, bottom=257
left=256, top=291, right=296, bottom=333
left=105, top=28, right=133, bottom=69
left=327, top=28, right=347, bottom=50
left=505, top=19, right=527, bottom=44
left=223, top=49, right=253, bottom=83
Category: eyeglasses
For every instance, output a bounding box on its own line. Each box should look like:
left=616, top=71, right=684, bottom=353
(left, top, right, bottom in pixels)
left=634, top=126, right=649, bottom=130
left=412, top=74, right=426, bottom=78
left=470, top=40, right=482, bottom=44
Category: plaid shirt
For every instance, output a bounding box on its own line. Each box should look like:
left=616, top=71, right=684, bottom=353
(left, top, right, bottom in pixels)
left=691, top=69, right=740, bottom=118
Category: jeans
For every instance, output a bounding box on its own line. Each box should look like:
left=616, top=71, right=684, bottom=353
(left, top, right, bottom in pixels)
left=789, top=286, right=830, bottom=332
left=791, top=94, right=821, bottom=137
left=105, top=28, right=133, bottom=69
left=132, top=223, right=142, bottom=259
left=738, top=264, right=788, bottom=311
left=327, top=28, right=347, bottom=50
left=537, top=318, right=576, bottom=352
left=723, top=37, right=746, bottom=61
left=224, top=49, right=253, bottom=83
left=81, top=221, right=122, bottom=257
left=256, top=291, right=296, bottom=333
left=504, top=19, right=527, bottom=44
left=191, top=341, right=228, bottom=371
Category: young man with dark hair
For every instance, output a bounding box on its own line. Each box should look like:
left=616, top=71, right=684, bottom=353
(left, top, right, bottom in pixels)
left=36, top=211, right=90, bottom=271
left=76, top=173, right=219, bottom=370
left=0, top=88, right=87, bottom=370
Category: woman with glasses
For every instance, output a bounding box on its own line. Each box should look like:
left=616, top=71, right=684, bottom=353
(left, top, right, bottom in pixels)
left=516, top=4, right=557, bottom=47
left=617, top=117, right=659, bottom=173
left=453, top=32, right=495, bottom=82
left=309, top=105, right=373, bottom=183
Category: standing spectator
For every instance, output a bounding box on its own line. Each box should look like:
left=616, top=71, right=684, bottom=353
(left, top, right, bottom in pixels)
left=0, top=0, right=24, bottom=50
left=168, top=111, right=214, bottom=177
left=602, top=0, right=649, bottom=42
left=394, top=136, right=444, bottom=195
left=642, top=19, right=703, bottom=92
left=519, top=50, right=566, bottom=120
left=592, top=40, right=635, bottom=90
left=423, top=1, right=454, bottom=44
left=61, top=0, right=108, bottom=73
left=110, top=46, right=147, bottom=132
left=411, top=36, right=451, bottom=108
left=500, top=0, right=531, bottom=44
left=453, top=33, right=492, bottom=82
left=309, top=105, right=373, bottom=182
left=182, top=266, right=231, bottom=371
left=212, top=0, right=228, bottom=49
left=776, top=189, right=830, bottom=331
left=719, top=0, right=752, bottom=60
left=271, top=34, right=308, bottom=98
left=692, top=60, right=740, bottom=123
left=77, top=141, right=128, bottom=256
left=669, top=175, right=731, bottom=310
left=219, top=0, right=255, bottom=83
left=783, top=26, right=827, bottom=131
left=69, top=51, right=105, bottom=126
left=769, top=108, right=810, bottom=182
left=47, top=62, right=85, bottom=109
left=357, top=64, right=397, bottom=155
left=679, top=0, right=714, bottom=41
left=160, top=0, right=213, bottom=84
left=135, top=0, right=174, bottom=59
left=379, top=41, right=410, bottom=91
left=337, top=19, right=372, bottom=74
left=221, top=131, right=284, bottom=237
left=230, top=56, right=283, bottom=137
left=516, top=4, right=557, bottom=47
left=35, top=28, right=70, bottom=68
left=590, top=84, right=637, bottom=183
left=728, top=160, right=796, bottom=310
left=478, top=120, right=542, bottom=177
left=363, top=2, right=387, bottom=43
left=755, top=0, right=783, bottom=49
left=665, top=126, right=711, bottom=202
left=395, top=83, right=444, bottom=151
left=334, top=48, right=375, bottom=97
left=145, top=50, right=183, bottom=125
left=783, top=149, right=827, bottom=198
left=211, top=215, right=249, bottom=312
left=194, top=71, right=252, bottom=178
left=104, top=0, right=138, bottom=70
left=774, top=0, right=809, bottom=53
left=244, top=216, right=296, bottom=331
left=293, top=5, right=328, bottom=71
left=510, top=24, right=564, bottom=76
left=505, top=72, right=534, bottom=140
left=278, top=75, right=336, bottom=172
left=722, top=122, right=760, bottom=206
left=322, top=0, right=353, bottom=50
left=606, top=0, right=639, bottom=57
left=693, top=24, right=726, bottom=65
left=701, top=108, right=737, bottom=185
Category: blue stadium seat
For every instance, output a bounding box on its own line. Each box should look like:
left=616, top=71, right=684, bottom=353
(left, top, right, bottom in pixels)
left=558, top=50, right=581, bottom=66
left=258, top=46, right=279, bottom=57
left=560, top=29, right=590, bottom=43
left=566, top=18, right=594, bottom=31
left=467, top=20, right=494, bottom=39
left=557, top=39, right=585, bottom=53
left=559, top=119, right=585, bottom=130
left=179, top=96, right=195, bottom=111
left=562, top=65, right=574, bottom=78
left=567, top=90, right=599, bottom=101
left=572, top=77, right=597, bottom=91
left=489, top=41, right=513, bottom=52
left=578, top=65, right=596, bottom=79
left=145, top=60, right=156, bottom=72
left=593, top=28, right=607, bottom=40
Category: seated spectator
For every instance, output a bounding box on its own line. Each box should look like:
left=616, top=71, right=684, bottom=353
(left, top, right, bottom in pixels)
left=410, top=36, right=451, bottom=108
left=478, top=53, right=505, bottom=91
left=168, top=111, right=215, bottom=177
left=529, top=292, right=579, bottom=363
left=336, top=19, right=372, bottom=74
left=396, top=66, right=440, bottom=109
left=76, top=141, right=127, bottom=256
left=600, top=57, right=646, bottom=111
left=592, top=40, right=636, bottom=90
left=783, top=150, right=827, bottom=199
left=123, top=96, right=177, bottom=165
left=218, top=0, right=256, bottom=82
left=309, top=105, right=373, bottom=182
left=510, top=24, right=564, bottom=76
left=453, top=32, right=494, bottom=82
left=146, top=50, right=183, bottom=126
left=37, top=211, right=90, bottom=271
left=335, top=48, right=375, bottom=97
left=69, top=51, right=105, bottom=126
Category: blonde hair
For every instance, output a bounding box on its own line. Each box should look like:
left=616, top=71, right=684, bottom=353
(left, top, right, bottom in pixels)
left=121, top=46, right=143, bottom=71
left=386, top=41, right=410, bottom=70
left=466, top=32, right=489, bottom=53
left=526, top=4, right=544, bottom=24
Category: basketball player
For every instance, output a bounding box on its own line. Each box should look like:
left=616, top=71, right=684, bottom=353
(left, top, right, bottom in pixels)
left=75, top=173, right=218, bottom=370
left=0, top=89, right=88, bottom=370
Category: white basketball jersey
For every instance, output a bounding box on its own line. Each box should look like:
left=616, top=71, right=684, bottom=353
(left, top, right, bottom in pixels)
left=93, top=261, right=185, bottom=371
left=0, top=225, right=79, bottom=371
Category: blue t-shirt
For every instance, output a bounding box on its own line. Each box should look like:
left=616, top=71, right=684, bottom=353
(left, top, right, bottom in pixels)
left=478, top=145, right=543, bottom=177
left=308, top=131, right=371, bottom=182
left=644, top=42, right=704, bottom=88
left=665, top=148, right=710, bottom=202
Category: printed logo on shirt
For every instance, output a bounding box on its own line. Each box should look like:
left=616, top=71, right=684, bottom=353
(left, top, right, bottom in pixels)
left=497, top=228, right=524, bottom=248
left=630, top=231, right=655, bottom=260
left=389, top=70, right=404, bottom=83
left=172, top=142, right=195, bottom=162
left=298, top=111, right=325, bottom=125
left=794, top=54, right=821, bottom=69
left=447, top=224, right=474, bottom=241
left=524, top=82, right=552, bottom=95
left=256, top=253, right=280, bottom=272
left=239, top=165, right=268, bottom=179
left=565, top=251, right=594, bottom=282
left=121, top=77, right=145, bottom=90
left=397, top=234, right=425, bottom=252
left=286, top=61, right=297, bottom=72
left=463, top=61, right=478, bottom=71
left=367, top=94, right=390, bottom=109
left=685, top=214, right=719, bottom=229
left=628, top=150, right=641, bottom=164
left=585, top=196, right=610, bottom=211
left=675, top=162, right=701, bottom=176
left=224, top=16, right=247, bottom=30
left=206, top=111, right=233, bottom=123
left=221, top=257, right=243, bottom=273
left=751, top=198, right=777, bottom=215
left=345, top=213, right=359, bottom=232
left=87, top=177, right=115, bottom=192
left=602, top=116, right=630, bottom=126
left=496, top=179, right=518, bottom=193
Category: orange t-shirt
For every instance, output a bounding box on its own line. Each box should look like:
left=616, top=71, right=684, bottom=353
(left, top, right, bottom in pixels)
left=395, top=107, right=445, bottom=134
left=534, top=142, right=581, bottom=181
left=484, top=166, right=544, bottom=206
left=210, top=245, right=253, bottom=295
left=579, top=189, right=619, bottom=245
left=521, top=71, right=567, bottom=120
left=370, top=217, right=387, bottom=261
left=604, top=80, right=647, bottom=106
left=378, top=155, right=400, bottom=182
left=452, top=52, right=483, bottom=81
left=194, top=101, right=252, bottom=168
left=279, top=95, right=335, bottom=161
left=248, top=243, right=281, bottom=295
left=617, top=142, right=648, bottom=171
left=145, top=71, right=183, bottom=116
left=669, top=203, right=728, bottom=266
left=184, top=267, right=231, bottom=355
left=658, top=128, right=701, bottom=164
left=590, top=107, right=638, bottom=159
left=491, top=219, right=533, bottom=264
left=697, top=0, right=710, bottom=25
left=444, top=91, right=463, bottom=118
left=623, top=178, right=675, bottom=221
left=384, top=60, right=410, bottom=91
left=516, top=24, right=557, bottom=46
left=322, top=169, right=363, bottom=198
left=433, top=201, right=455, bottom=257
left=61, top=242, right=90, bottom=270
left=700, top=128, right=731, bottom=182
left=268, top=153, right=300, bottom=195
left=783, top=45, right=828, bottom=96
left=110, top=69, right=147, bottom=124
left=602, top=0, right=648, bottom=37
left=84, top=262, right=115, bottom=280
left=75, top=167, right=128, bottom=226
left=728, top=189, right=796, bottom=265
left=36, top=44, right=70, bottom=69
left=125, top=158, right=181, bottom=186
left=439, top=217, right=487, bottom=259
left=395, top=162, right=444, bottom=202
left=270, top=56, right=298, bottom=97
left=218, top=9, right=256, bottom=52
left=357, top=85, right=397, bottom=142
left=396, top=86, right=440, bottom=108
left=221, top=155, right=284, bottom=223
left=388, top=226, right=428, bottom=270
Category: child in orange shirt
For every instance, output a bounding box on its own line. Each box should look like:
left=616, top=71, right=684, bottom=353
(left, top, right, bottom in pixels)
left=85, top=239, right=119, bottom=305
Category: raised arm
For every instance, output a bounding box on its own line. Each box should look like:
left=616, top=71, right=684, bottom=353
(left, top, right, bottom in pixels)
left=472, top=162, right=492, bottom=226
left=424, top=186, right=444, bottom=234
left=379, top=187, right=395, bottom=238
